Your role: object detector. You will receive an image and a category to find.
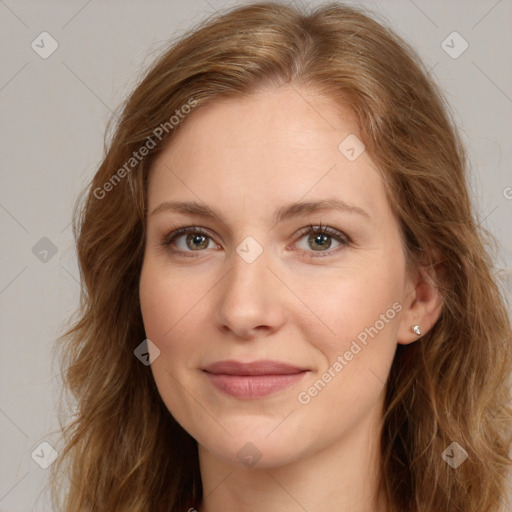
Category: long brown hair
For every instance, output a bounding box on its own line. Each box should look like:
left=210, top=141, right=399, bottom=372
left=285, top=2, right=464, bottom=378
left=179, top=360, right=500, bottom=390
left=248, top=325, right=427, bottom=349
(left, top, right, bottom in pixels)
left=49, top=2, right=512, bottom=510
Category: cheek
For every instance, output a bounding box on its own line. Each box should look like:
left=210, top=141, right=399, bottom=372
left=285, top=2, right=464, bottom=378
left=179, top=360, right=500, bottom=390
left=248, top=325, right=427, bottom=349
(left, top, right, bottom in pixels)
left=294, top=272, right=403, bottom=429
left=139, top=261, right=211, bottom=383
left=139, top=261, right=201, bottom=342
left=139, top=267, right=171, bottom=342
left=301, top=262, right=404, bottom=356
left=139, top=272, right=188, bottom=377
left=139, top=263, right=201, bottom=424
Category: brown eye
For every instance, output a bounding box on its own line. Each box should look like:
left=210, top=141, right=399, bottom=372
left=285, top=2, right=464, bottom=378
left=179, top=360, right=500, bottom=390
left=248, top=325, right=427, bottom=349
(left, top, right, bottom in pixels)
left=162, top=226, right=218, bottom=255
left=295, top=224, right=350, bottom=256
left=307, top=232, right=332, bottom=251
left=184, top=233, right=210, bottom=250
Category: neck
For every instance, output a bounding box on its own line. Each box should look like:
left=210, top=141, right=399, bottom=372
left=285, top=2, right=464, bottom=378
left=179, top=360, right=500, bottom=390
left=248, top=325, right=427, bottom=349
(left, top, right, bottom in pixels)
left=197, top=401, right=388, bottom=512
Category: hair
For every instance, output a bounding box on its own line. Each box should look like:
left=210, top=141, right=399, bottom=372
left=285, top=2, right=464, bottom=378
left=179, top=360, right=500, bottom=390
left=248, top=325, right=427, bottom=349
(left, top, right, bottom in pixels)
left=49, top=2, right=512, bottom=511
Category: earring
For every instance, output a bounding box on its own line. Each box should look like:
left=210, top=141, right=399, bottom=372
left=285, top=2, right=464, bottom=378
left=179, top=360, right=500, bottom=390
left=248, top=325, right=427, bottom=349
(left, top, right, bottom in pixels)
left=412, top=325, right=421, bottom=336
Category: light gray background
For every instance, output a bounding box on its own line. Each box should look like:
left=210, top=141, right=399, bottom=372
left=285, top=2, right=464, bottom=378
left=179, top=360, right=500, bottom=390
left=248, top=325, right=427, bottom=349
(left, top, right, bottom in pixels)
left=1, top=0, right=511, bottom=510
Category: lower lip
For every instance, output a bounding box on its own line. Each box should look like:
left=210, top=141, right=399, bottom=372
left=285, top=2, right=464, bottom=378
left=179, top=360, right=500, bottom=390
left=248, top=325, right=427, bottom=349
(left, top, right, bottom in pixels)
left=204, top=372, right=307, bottom=399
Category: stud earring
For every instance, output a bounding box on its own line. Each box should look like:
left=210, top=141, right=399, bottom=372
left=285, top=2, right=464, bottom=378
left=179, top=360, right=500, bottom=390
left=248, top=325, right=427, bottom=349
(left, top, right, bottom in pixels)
left=412, top=325, right=421, bottom=336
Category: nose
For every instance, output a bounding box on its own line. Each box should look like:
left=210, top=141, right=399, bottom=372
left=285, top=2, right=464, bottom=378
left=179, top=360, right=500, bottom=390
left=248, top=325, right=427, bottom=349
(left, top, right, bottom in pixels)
left=213, top=246, right=287, bottom=341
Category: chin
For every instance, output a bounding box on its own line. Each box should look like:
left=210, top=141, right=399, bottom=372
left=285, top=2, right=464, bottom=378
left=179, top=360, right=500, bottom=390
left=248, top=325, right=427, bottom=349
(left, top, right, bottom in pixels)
left=201, top=434, right=304, bottom=470
left=192, top=413, right=317, bottom=470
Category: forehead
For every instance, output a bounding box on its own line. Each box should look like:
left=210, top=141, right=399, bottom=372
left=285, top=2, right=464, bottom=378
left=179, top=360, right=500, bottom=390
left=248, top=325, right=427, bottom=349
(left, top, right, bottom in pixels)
left=158, top=85, right=360, bottom=162
left=147, top=86, right=389, bottom=224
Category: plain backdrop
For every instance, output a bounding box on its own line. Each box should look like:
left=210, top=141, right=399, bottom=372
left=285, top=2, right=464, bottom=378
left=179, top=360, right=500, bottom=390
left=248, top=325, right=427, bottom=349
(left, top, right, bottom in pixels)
left=1, top=0, right=511, bottom=510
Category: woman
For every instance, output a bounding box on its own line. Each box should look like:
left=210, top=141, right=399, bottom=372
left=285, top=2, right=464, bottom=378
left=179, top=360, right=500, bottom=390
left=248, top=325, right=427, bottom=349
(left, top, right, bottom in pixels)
left=50, top=2, right=512, bottom=511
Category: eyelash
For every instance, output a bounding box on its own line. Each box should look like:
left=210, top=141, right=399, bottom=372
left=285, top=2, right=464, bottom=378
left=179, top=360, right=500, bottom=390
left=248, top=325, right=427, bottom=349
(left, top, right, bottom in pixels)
left=160, top=223, right=351, bottom=259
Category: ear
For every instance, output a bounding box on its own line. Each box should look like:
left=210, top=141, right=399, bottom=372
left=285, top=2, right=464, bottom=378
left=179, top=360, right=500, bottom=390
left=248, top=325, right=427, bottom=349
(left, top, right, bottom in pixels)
left=397, top=265, right=443, bottom=345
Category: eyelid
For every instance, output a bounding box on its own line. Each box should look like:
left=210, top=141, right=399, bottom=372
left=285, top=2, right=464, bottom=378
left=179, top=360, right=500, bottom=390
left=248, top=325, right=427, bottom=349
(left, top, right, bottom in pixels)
left=161, top=226, right=214, bottom=246
left=295, top=223, right=349, bottom=242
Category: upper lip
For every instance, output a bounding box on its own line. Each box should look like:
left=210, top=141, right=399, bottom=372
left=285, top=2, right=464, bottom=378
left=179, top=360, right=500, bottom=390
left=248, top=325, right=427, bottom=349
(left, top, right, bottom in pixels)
left=202, top=360, right=307, bottom=376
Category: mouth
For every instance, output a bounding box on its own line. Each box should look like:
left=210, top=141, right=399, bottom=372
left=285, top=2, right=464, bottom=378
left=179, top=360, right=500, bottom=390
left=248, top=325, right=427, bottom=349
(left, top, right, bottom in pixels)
left=201, top=360, right=309, bottom=399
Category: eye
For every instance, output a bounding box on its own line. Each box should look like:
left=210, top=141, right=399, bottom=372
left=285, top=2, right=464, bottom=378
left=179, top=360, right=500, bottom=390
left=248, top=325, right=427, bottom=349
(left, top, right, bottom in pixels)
left=293, top=223, right=350, bottom=257
left=161, top=226, right=219, bottom=256
left=160, top=223, right=350, bottom=258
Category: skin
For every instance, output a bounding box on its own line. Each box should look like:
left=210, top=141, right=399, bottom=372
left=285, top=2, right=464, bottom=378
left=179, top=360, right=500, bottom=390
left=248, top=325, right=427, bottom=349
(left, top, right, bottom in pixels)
left=139, top=84, right=442, bottom=512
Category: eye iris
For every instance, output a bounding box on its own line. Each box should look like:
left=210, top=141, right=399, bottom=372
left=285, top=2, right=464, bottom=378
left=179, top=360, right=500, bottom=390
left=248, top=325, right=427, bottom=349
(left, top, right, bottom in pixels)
left=186, top=233, right=208, bottom=250
left=309, top=232, right=331, bottom=251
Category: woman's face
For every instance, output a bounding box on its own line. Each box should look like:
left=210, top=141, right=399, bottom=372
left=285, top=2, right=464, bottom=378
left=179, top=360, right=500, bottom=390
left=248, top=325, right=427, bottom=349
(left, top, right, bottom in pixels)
left=139, top=85, right=418, bottom=469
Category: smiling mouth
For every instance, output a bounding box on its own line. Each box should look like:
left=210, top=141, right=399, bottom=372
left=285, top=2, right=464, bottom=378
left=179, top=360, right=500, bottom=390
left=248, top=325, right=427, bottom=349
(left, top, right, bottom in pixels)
left=202, top=360, right=309, bottom=399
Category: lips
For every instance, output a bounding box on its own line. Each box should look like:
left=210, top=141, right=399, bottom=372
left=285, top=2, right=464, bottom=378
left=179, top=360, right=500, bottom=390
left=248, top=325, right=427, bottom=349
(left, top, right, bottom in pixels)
left=203, top=360, right=306, bottom=375
left=202, top=360, right=309, bottom=399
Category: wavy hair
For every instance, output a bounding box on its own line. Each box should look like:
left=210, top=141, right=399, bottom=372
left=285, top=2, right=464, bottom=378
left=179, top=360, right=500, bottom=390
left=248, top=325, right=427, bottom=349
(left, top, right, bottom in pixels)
left=49, top=2, right=512, bottom=511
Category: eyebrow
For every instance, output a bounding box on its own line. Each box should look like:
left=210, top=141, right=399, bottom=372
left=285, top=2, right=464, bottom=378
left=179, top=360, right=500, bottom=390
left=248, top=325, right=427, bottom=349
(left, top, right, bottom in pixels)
left=149, top=199, right=371, bottom=225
